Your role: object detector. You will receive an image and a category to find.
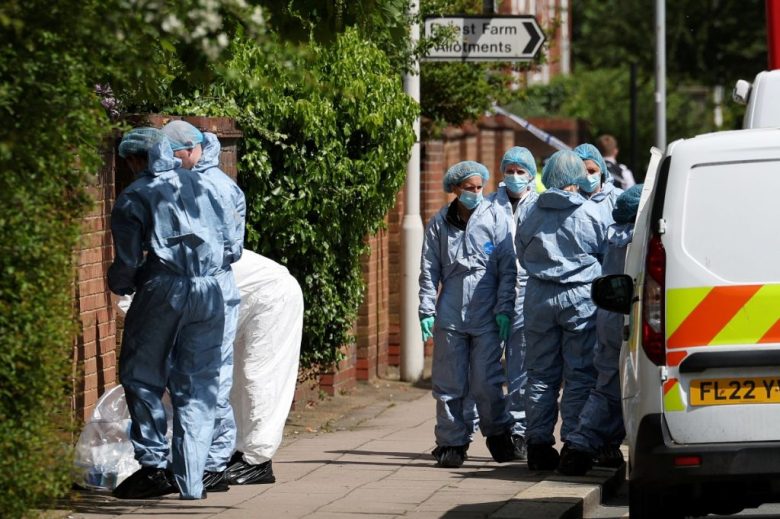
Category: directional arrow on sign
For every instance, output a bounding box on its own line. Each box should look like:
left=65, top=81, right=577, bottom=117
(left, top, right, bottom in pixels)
left=522, top=20, right=544, bottom=56
left=423, top=15, right=546, bottom=62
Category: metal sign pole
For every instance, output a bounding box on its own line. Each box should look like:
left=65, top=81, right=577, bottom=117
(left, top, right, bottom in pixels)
left=401, top=1, right=424, bottom=383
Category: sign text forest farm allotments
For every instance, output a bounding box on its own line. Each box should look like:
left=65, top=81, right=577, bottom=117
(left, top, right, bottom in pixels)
left=424, top=16, right=545, bottom=62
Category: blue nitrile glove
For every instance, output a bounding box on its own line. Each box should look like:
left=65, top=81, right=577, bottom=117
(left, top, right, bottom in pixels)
left=421, top=316, right=435, bottom=342
left=496, top=314, right=511, bottom=342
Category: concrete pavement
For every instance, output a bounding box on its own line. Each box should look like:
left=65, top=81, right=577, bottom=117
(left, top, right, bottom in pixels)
left=67, top=390, right=624, bottom=519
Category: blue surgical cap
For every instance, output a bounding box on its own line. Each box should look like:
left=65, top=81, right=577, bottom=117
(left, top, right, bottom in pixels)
left=500, top=146, right=537, bottom=177
left=541, top=150, right=586, bottom=190
left=612, top=184, right=643, bottom=224
left=574, top=143, right=609, bottom=181
left=118, top=127, right=166, bottom=158
left=161, top=120, right=204, bottom=151
left=443, top=161, right=490, bottom=193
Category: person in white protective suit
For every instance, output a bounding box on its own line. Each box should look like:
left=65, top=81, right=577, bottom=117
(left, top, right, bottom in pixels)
left=224, top=249, right=304, bottom=484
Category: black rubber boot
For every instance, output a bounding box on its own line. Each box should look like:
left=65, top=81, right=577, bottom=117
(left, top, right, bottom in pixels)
left=593, top=444, right=625, bottom=468
left=202, top=470, right=230, bottom=492
left=112, top=466, right=177, bottom=499
left=225, top=452, right=276, bottom=485
left=431, top=445, right=467, bottom=468
left=486, top=431, right=516, bottom=463
left=511, top=434, right=527, bottom=460
left=557, top=444, right=593, bottom=476
left=526, top=444, right=560, bottom=471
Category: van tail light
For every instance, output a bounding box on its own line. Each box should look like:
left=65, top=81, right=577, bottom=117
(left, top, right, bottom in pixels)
left=642, top=234, right=666, bottom=365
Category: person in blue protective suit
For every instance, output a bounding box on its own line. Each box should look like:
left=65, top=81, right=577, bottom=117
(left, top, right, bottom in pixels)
left=109, top=128, right=232, bottom=500
left=516, top=150, right=609, bottom=471
left=558, top=184, right=643, bottom=476
left=574, top=143, right=623, bottom=215
left=161, top=121, right=246, bottom=492
left=486, top=146, right=539, bottom=461
left=419, top=160, right=517, bottom=469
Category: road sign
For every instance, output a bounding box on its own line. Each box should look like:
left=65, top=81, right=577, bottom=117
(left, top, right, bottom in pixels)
left=423, top=15, right=545, bottom=62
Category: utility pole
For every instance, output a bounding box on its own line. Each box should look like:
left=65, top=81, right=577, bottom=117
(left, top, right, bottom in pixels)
left=401, top=2, right=424, bottom=383
left=654, top=0, right=666, bottom=150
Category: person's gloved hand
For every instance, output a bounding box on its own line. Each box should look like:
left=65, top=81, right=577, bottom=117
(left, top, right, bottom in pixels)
left=420, top=316, right=435, bottom=342
left=496, top=314, right=511, bottom=342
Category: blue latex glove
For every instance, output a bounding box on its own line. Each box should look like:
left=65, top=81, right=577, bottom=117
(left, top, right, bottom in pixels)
left=496, top=314, right=511, bottom=342
left=420, top=316, right=435, bottom=342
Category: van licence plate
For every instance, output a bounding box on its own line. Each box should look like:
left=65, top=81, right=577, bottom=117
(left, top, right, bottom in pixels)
left=690, top=377, right=780, bottom=406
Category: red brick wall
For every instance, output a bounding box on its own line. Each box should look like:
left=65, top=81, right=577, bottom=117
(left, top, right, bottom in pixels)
left=73, top=147, right=118, bottom=421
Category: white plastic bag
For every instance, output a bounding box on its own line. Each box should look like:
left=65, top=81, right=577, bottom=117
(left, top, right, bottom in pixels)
left=73, top=385, right=172, bottom=491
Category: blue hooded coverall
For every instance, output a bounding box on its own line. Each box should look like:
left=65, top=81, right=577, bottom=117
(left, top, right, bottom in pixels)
left=516, top=189, right=608, bottom=447
left=192, top=132, right=246, bottom=474
left=487, top=185, right=538, bottom=438
left=566, top=223, right=633, bottom=454
left=419, top=199, right=516, bottom=447
left=108, top=138, right=230, bottom=499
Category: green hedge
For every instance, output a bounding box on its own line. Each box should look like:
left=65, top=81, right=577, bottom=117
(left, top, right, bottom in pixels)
left=171, top=28, right=417, bottom=369
left=0, top=3, right=106, bottom=516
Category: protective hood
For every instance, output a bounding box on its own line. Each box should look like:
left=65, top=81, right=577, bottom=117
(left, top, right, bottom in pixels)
left=608, top=223, right=634, bottom=248
left=536, top=188, right=585, bottom=210
left=194, top=132, right=222, bottom=174
left=574, top=143, right=610, bottom=182
left=147, top=137, right=182, bottom=175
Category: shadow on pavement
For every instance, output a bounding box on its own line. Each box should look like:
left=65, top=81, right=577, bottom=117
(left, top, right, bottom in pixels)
left=60, top=489, right=236, bottom=516
left=440, top=499, right=510, bottom=518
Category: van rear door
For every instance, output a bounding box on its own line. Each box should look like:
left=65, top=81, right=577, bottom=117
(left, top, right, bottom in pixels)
left=661, top=128, right=780, bottom=444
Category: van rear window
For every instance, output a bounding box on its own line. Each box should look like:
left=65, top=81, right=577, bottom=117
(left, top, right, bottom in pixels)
left=683, top=160, right=780, bottom=283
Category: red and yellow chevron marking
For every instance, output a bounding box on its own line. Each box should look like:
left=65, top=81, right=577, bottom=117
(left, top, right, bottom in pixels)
left=666, top=285, right=780, bottom=349
left=663, top=378, right=684, bottom=412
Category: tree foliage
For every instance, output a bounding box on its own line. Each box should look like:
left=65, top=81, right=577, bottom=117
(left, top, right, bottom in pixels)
left=571, top=0, right=767, bottom=85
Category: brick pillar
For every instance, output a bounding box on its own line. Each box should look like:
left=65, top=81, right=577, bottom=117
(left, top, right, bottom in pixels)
left=499, top=128, right=516, bottom=161
left=422, top=138, right=449, bottom=228
left=387, top=190, right=404, bottom=367
left=377, top=226, right=390, bottom=377
left=478, top=117, right=500, bottom=194
left=74, top=146, right=118, bottom=421
left=461, top=123, right=479, bottom=162
left=356, top=228, right=390, bottom=381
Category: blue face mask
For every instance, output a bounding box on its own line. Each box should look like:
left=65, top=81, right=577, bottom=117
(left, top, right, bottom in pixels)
left=504, top=174, right=530, bottom=194
left=579, top=173, right=600, bottom=194
left=458, top=190, right=483, bottom=210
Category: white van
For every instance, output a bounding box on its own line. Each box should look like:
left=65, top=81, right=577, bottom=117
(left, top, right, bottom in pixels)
left=593, top=127, right=780, bottom=518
